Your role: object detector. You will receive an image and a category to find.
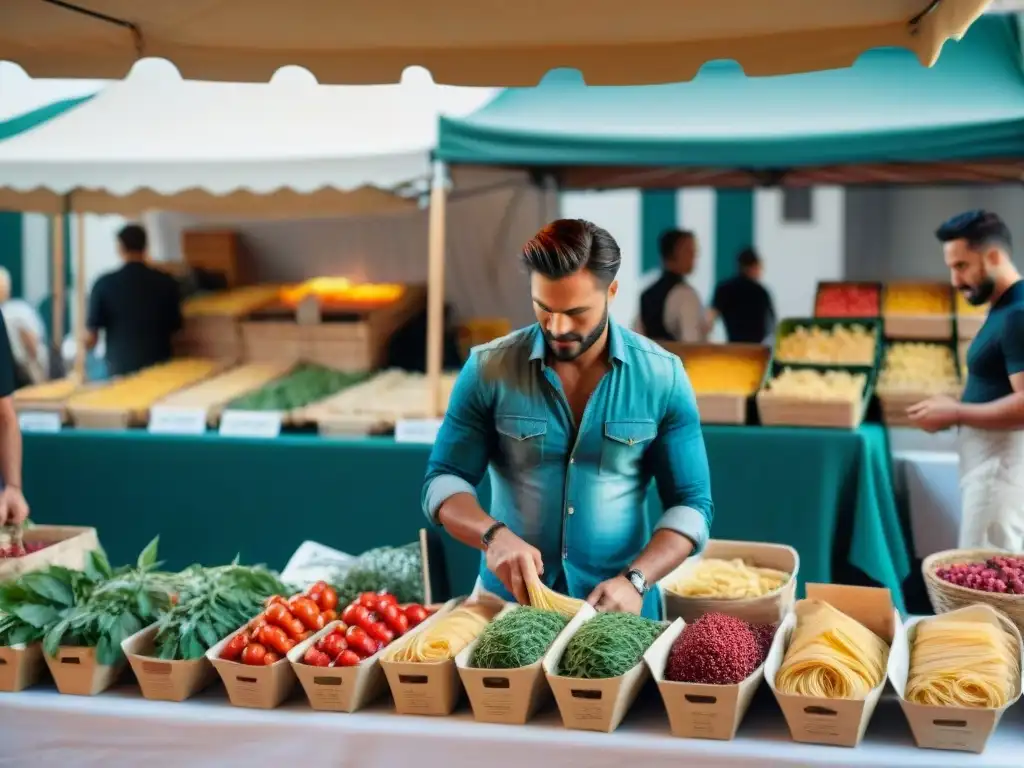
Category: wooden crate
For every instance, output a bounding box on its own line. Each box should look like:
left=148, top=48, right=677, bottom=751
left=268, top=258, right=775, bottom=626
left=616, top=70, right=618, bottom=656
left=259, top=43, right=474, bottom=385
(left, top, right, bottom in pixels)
left=813, top=281, right=882, bottom=319
left=659, top=342, right=769, bottom=426
left=241, top=285, right=426, bottom=372
left=756, top=392, right=864, bottom=429
left=174, top=316, right=244, bottom=363
left=181, top=230, right=249, bottom=289
left=882, top=283, right=954, bottom=341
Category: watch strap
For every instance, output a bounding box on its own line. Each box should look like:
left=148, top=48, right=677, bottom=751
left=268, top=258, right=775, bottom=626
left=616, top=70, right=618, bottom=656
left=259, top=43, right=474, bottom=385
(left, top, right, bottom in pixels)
left=481, top=521, right=507, bottom=549
left=625, top=568, right=648, bottom=596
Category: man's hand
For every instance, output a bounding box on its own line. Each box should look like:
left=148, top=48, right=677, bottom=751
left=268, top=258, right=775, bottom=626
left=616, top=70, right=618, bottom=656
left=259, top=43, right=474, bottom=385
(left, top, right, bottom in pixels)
left=0, top=486, right=28, bottom=527
left=587, top=575, right=643, bottom=615
left=907, top=394, right=960, bottom=433
left=485, top=528, right=543, bottom=605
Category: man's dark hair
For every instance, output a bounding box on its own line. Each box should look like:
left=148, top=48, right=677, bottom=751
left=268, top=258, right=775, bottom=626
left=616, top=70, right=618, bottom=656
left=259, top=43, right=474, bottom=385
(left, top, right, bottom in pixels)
left=737, top=247, right=760, bottom=270
left=117, top=224, right=148, bottom=254
left=935, top=210, right=1012, bottom=254
left=521, top=219, right=621, bottom=285
left=658, top=229, right=694, bottom=261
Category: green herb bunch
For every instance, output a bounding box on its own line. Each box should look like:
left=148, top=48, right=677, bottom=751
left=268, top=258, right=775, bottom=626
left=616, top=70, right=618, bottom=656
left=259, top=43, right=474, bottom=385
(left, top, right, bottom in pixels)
left=152, top=561, right=287, bottom=660
left=330, top=542, right=423, bottom=606
left=42, top=537, right=177, bottom=665
left=0, top=565, right=97, bottom=647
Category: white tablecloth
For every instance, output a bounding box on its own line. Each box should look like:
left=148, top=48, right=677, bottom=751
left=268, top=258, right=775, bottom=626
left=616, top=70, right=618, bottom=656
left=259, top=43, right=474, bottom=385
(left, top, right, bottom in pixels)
left=893, top=450, right=962, bottom=558
left=2, top=682, right=1022, bottom=768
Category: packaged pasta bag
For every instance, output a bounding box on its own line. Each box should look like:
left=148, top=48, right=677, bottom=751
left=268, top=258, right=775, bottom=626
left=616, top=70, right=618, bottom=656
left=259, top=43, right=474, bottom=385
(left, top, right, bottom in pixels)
left=889, top=604, right=1023, bottom=754
left=764, top=583, right=899, bottom=748
left=660, top=539, right=798, bottom=625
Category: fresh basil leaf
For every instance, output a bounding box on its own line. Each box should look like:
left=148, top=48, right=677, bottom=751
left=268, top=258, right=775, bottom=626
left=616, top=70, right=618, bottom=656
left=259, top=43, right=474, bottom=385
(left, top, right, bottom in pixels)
left=20, top=572, right=75, bottom=607
left=10, top=603, right=61, bottom=629
left=136, top=537, right=160, bottom=570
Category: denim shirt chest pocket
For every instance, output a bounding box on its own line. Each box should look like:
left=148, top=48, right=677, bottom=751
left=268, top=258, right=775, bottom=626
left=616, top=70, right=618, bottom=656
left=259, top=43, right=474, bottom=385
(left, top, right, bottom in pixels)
left=496, top=415, right=547, bottom=471
left=601, top=419, right=657, bottom=476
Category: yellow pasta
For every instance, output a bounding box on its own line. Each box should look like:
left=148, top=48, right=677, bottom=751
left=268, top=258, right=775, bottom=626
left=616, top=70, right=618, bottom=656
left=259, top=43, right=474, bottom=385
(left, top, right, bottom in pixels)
left=383, top=603, right=498, bottom=663
left=13, top=377, right=78, bottom=402
left=906, top=614, right=1020, bottom=709
left=526, top=576, right=586, bottom=618
left=665, top=558, right=790, bottom=599
left=776, top=600, right=889, bottom=699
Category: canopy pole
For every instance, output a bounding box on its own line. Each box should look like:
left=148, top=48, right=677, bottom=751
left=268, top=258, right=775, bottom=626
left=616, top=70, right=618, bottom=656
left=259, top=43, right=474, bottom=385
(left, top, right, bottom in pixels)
left=51, top=214, right=65, bottom=377
left=73, top=214, right=87, bottom=383
left=426, top=161, right=449, bottom=418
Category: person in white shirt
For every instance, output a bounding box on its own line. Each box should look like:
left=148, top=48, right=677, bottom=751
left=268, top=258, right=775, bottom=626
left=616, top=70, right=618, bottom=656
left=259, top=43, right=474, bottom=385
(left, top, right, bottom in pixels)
left=0, top=267, right=47, bottom=386
left=635, top=229, right=708, bottom=342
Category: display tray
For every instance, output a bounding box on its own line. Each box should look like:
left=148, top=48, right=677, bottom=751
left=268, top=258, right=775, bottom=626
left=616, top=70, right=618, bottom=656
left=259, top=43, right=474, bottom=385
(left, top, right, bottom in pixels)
left=882, top=282, right=954, bottom=341
left=756, top=362, right=875, bottom=430
left=876, top=339, right=962, bottom=428
left=772, top=317, right=881, bottom=368
left=813, top=280, right=882, bottom=319
left=659, top=342, right=770, bottom=426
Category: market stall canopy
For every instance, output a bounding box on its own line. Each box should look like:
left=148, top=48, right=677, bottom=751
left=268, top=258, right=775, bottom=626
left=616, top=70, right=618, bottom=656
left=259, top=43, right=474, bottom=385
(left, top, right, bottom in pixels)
left=0, top=0, right=992, bottom=86
left=437, top=14, right=1024, bottom=187
left=0, top=73, right=497, bottom=217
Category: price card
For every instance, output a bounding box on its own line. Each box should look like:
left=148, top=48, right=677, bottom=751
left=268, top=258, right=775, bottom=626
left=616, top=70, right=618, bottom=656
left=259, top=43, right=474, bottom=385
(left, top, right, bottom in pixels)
left=148, top=406, right=208, bottom=435
left=219, top=410, right=283, bottom=438
left=394, top=418, right=443, bottom=444
left=17, top=411, right=62, bottom=433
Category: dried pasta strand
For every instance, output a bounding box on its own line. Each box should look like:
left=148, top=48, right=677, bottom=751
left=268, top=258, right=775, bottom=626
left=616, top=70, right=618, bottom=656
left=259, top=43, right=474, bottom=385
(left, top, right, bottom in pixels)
left=383, top=603, right=498, bottom=663
left=906, top=615, right=1020, bottom=709
left=776, top=600, right=889, bottom=700
left=526, top=575, right=586, bottom=619
left=665, top=557, right=790, bottom=599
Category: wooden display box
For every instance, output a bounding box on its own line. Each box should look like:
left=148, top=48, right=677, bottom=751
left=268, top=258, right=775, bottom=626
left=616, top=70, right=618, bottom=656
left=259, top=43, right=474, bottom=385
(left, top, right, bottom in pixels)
left=0, top=525, right=99, bottom=580
left=660, top=343, right=770, bottom=425
left=207, top=624, right=298, bottom=710
left=756, top=362, right=875, bottom=430
left=174, top=315, right=244, bottom=363
left=882, top=283, right=954, bottom=341
left=876, top=339, right=962, bottom=427
left=123, top=623, right=217, bottom=702
left=773, top=317, right=881, bottom=368
left=813, top=281, right=882, bottom=319
left=242, top=285, right=426, bottom=373
left=44, top=645, right=124, bottom=696
left=181, top=230, right=251, bottom=289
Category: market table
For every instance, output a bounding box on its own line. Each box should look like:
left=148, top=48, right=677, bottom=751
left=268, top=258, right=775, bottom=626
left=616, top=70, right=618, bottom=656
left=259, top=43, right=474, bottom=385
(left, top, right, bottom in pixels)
left=1, top=682, right=1020, bottom=767
left=24, top=423, right=910, bottom=611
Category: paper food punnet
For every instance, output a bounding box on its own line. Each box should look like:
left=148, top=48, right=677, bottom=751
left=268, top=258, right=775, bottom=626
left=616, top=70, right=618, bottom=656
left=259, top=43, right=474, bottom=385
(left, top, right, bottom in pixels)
left=0, top=642, right=46, bottom=693
left=888, top=604, right=1023, bottom=754
left=44, top=644, right=125, bottom=696
left=661, top=539, right=799, bottom=626
left=543, top=602, right=670, bottom=734
left=380, top=597, right=491, bottom=716
left=643, top=618, right=765, bottom=741
left=765, top=583, right=900, bottom=749
left=455, top=601, right=564, bottom=725
left=289, top=602, right=448, bottom=714
left=122, top=623, right=218, bottom=702
left=0, top=525, right=99, bottom=581
left=206, top=619, right=297, bottom=710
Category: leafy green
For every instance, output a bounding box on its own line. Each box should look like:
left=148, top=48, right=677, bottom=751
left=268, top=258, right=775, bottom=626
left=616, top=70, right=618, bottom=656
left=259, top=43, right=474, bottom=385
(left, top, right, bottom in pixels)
left=0, top=565, right=96, bottom=647
left=152, top=563, right=287, bottom=661
left=227, top=364, right=367, bottom=411
left=330, top=542, right=423, bottom=606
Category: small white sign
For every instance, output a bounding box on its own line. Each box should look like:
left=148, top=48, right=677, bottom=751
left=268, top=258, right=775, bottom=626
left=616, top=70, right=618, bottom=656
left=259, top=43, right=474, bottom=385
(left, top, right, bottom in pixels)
left=394, top=418, right=443, bottom=444
left=148, top=406, right=208, bottom=435
left=219, top=410, right=283, bottom=438
left=18, top=411, right=62, bottom=434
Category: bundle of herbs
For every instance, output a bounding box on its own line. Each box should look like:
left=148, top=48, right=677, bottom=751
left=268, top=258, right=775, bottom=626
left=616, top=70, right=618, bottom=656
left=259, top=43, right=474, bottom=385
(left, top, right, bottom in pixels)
left=0, top=565, right=96, bottom=647
left=329, top=542, right=424, bottom=606
left=151, top=561, right=288, bottom=660
left=42, top=537, right=179, bottom=665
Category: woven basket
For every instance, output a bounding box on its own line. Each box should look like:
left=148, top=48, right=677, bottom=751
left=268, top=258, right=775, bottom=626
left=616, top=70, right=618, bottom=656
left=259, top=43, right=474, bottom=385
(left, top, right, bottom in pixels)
left=922, top=548, right=1024, bottom=632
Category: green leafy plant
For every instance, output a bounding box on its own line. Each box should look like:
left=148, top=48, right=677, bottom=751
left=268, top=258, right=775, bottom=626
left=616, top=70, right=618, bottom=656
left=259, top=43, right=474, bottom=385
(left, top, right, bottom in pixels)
left=0, top=565, right=94, bottom=646
left=152, top=562, right=287, bottom=661
left=330, top=542, right=423, bottom=606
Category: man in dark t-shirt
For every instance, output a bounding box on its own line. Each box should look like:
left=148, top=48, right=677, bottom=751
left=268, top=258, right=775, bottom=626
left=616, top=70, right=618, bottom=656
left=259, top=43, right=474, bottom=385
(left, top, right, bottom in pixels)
left=86, top=224, right=183, bottom=377
left=708, top=248, right=775, bottom=343
left=908, top=210, right=1024, bottom=550
left=0, top=309, right=29, bottom=527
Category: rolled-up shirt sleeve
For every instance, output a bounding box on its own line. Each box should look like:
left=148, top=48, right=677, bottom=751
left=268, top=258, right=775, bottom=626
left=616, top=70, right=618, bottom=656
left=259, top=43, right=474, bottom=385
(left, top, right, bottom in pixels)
left=421, top=350, right=495, bottom=523
left=648, top=355, right=714, bottom=552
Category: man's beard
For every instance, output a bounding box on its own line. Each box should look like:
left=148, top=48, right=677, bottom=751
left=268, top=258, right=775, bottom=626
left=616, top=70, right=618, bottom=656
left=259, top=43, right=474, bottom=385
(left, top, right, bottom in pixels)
left=962, top=275, right=996, bottom=306
left=544, top=305, right=609, bottom=362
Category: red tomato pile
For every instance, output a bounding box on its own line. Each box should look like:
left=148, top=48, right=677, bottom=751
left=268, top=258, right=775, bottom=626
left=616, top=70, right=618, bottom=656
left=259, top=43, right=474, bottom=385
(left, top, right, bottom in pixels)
left=815, top=285, right=880, bottom=318
left=302, top=591, right=430, bottom=668
left=0, top=541, right=49, bottom=558
left=219, top=581, right=339, bottom=666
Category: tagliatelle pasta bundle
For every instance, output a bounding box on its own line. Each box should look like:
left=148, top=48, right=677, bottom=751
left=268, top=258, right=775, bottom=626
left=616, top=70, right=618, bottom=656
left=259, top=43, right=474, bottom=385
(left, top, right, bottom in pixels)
left=665, top=558, right=790, bottom=599
left=383, top=603, right=498, bottom=663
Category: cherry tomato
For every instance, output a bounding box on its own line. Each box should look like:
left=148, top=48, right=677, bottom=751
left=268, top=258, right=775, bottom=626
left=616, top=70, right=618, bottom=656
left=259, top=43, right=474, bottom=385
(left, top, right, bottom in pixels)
left=303, top=647, right=331, bottom=667
left=265, top=603, right=294, bottom=629
left=377, top=593, right=398, bottom=606
left=345, top=625, right=367, bottom=643
left=265, top=595, right=287, bottom=608
left=241, top=643, right=267, bottom=666
left=341, top=603, right=362, bottom=625
left=344, top=604, right=369, bottom=628
left=291, top=598, right=323, bottom=631
left=352, top=636, right=378, bottom=658
left=284, top=619, right=307, bottom=641
left=322, top=609, right=338, bottom=623
left=333, top=621, right=348, bottom=635
left=368, top=622, right=394, bottom=645
left=404, top=605, right=428, bottom=626
left=263, top=652, right=281, bottom=665
left=258, top=625, right=294, bottom=656
left=358, top=592, right=380, bottom=609
left=220, top=633, right=247, bottom=661
left=392, top=613, right=409, bottom=636
left=322, top=633, right=347, bottom=658
left=315, top=638, right=327, bottom=653
left=335, top=650, right=360, bottom=667
left=317, top=587, right=339, bottom=612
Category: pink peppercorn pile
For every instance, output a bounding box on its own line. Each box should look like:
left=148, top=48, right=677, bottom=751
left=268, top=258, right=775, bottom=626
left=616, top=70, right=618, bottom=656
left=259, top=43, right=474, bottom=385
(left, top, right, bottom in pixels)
left=665, top=613, right=775, bottom=685
left=751, top=622, right=778, bottom=660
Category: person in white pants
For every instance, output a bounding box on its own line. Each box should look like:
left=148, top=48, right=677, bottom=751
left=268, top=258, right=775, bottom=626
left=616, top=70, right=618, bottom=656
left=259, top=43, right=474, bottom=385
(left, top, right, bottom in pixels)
left=908, top=210, right=1024, bottom=552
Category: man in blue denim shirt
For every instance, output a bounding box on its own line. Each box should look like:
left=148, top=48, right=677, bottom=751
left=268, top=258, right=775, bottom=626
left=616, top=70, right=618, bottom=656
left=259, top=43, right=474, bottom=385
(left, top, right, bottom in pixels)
left=422, top=219, right=713, bottom=618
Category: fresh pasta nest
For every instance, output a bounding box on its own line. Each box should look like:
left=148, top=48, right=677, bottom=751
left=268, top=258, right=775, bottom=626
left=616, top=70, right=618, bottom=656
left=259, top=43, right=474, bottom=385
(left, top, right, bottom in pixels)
left=775, top=600, right=890, bottom=700
left=665, top=557, right=791, bottom=600
left=383, top=602, right=499, bottom=663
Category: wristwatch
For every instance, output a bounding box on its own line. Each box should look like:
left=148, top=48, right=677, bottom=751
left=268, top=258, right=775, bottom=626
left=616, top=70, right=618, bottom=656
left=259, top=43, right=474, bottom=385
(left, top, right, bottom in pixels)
left=481, top=521, right=507, bottom=549
left=624, top=568, right=648, bottom=596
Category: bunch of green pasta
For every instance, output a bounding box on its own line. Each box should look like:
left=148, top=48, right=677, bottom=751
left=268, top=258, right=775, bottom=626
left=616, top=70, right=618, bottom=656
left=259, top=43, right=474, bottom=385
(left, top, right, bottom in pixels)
left=470, top=607, right=568, bottom=669
left=559, top=613, right=663, bottom=679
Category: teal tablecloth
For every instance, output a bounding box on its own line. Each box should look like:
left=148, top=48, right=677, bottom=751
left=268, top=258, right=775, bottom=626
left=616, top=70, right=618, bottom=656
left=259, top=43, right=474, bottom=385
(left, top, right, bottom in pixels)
left=23, top=424, right=910, bottom=612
